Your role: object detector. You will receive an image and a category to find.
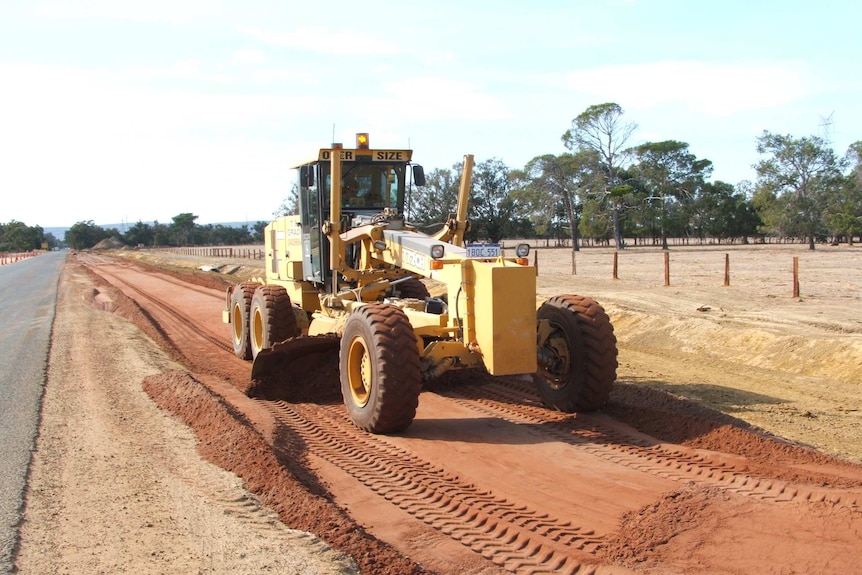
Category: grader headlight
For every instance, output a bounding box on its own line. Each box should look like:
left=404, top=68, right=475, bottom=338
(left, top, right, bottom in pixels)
left=515, top=243, right=530, bottom=265
left=430, top=244, right=445, bottom=269
left=430, top=244, right=445, bottom=259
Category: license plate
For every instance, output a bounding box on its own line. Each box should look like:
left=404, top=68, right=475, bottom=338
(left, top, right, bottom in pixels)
left=465, top=244, right=501, bottom=258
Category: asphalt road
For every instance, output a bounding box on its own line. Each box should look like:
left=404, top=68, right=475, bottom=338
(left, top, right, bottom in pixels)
left=0, top=252, right=65, bottom=574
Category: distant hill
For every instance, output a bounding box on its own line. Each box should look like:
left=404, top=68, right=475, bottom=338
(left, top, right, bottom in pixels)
left=44, top=226, right=70, bottom=240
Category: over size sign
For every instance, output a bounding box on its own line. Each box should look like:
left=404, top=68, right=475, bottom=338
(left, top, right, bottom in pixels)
left=318, top=149, right=413, bottom=162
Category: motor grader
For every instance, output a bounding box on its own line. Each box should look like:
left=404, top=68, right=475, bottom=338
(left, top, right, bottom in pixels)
left=223, top=133, right=617, bottom=434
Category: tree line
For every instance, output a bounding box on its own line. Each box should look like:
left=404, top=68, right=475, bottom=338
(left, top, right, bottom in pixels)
left=0, top=220, right=59, bottom=252
left=9, top=102, right=860, bottom=252
left=408, top=103, right=862, bottom=250
left=1, top=214, right=269, bottom=251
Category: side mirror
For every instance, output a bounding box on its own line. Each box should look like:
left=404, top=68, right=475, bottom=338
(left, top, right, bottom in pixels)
left=300, top=166, right=315, bottom=187
left=412, top=165, right=426, bottom=187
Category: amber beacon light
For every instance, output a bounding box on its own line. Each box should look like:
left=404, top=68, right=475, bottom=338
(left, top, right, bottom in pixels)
left=356, top=133, right=370, bottom=149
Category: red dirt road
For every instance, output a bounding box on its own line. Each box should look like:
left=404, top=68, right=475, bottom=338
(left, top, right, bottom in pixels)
left=63, top=253, right=862, bottom=574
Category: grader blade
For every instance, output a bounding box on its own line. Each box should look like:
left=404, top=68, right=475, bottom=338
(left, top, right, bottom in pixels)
left=251, top=335, right=340, bottom=380
left=246, top=335, right=341, bottom=403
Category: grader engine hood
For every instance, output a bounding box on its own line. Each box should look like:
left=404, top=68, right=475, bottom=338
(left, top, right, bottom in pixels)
left=381, top=229, right=538, bottom=376
left=464, top=257, right=538, bottom=375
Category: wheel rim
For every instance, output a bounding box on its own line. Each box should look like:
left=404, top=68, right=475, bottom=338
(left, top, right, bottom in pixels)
left=346, top=335, right=372, bottom=407
left=232, top=303, right=244, bottom=343
left=252, top=307, right=264, bottom=352
left=539, top=325, right=571, bottom=390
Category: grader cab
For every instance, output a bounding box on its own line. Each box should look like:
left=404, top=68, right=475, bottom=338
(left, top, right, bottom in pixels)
left=224, top=133, right=617, bottom=434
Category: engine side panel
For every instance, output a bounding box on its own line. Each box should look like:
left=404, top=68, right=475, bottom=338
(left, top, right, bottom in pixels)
left=470, top=260, right=538, bottom=376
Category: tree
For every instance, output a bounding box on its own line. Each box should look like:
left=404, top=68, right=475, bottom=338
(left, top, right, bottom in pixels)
left=822, top=142, right=862, bottom=244
left=521, top=150, right=602, bottom=249
left=65, top=220, right=109, bottom=250
left=562, top=102, right=638, bottom=249
left=275, top=183, right=300, bottom=217
left=123, top=221, right=154, bottom=247
left=407, top=164, right=461, bottom=232
left=151, top=221, right=170, bottom=246
left=0, top=220, right=47, bottom=251
left=252, top=221, right=268, bottom=243
left=754, top=131, right=844, bottom=249
left=469, top=158, right=526, bottom=243
left=193, top=223, right=252, bottom=246
left=691, top=181, right=761, bottom=243
left=44, top=232, right=59, bottom=250
left=171, top=213, right=199, bottom=247
left=632, top=140, right=713, bottom=249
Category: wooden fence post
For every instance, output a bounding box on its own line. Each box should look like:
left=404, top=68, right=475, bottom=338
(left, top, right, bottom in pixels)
left=793, top=256, right=800, bottom=298
left=613, top=251, right=619, bottom=279
left=663, top=252, right=670, bottom=287
left=724, top=253, right=730, bottom=287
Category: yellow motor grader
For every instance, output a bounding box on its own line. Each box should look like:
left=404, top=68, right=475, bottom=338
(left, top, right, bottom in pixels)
left=224, top=133, right=617, bottom=434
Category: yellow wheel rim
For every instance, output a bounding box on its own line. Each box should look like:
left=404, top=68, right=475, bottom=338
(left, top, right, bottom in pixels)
left=346, top=335, right=372, bottom=407
left=252, top=307, right=264, bottom=352
left=232, top=303, right=244, bottom=342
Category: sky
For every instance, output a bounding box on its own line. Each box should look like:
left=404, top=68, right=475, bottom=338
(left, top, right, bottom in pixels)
left=1, top=0, right=860, bottom=229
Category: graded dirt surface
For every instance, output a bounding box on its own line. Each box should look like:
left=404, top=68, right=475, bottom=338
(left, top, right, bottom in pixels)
left=16, top=243, right=862, bottom=574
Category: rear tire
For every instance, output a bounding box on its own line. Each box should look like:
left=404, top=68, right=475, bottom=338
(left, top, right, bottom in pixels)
left=393, top=277, right=430, bottom=299
left=340, top=304, right=421, bottom=433
left=533, top=295, right=617, bottom=412
left=250, top=285, right=299, bottom=359
left=230, top=282, right=260, bottom=359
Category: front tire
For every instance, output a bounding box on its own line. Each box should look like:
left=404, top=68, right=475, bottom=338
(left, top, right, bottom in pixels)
left=533, top=295, right=617, bottom=412
left=250, top=285, right=298, bottom=359
left=340, top=304, right=421, bottom=433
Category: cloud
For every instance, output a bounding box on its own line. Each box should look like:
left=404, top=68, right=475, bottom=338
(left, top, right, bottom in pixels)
left=375, top=77, right=511, bottom=122
left=230, top=49, right=268, bottom=66
left=241, top=26, right=402, bottom=56
left=128, top=60, right=232, bottom=84
left=0, top=61, right=316, bottom=224
left=31, top=0, right=221, bottom=24
left=562, top=60, right=818, bottom=116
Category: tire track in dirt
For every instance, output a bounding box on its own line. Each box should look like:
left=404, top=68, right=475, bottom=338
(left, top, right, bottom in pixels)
left=434, top=376, right=862, bottom=510
left=83, top=260, right=234, bottom=355
left=263, top=400, right=615, bottom=575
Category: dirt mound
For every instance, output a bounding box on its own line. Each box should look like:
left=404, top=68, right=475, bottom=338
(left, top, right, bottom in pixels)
left=116, top=249, right=263, bottom=285
left=608, top=383, right=862, bottom=487
left=92, top=237, right=125, bottom=250
left=126, top=255, right=235, bottom=291
left=604, top=484, right=862, bottom=574
left=611, top=305, right=862, bottom=385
